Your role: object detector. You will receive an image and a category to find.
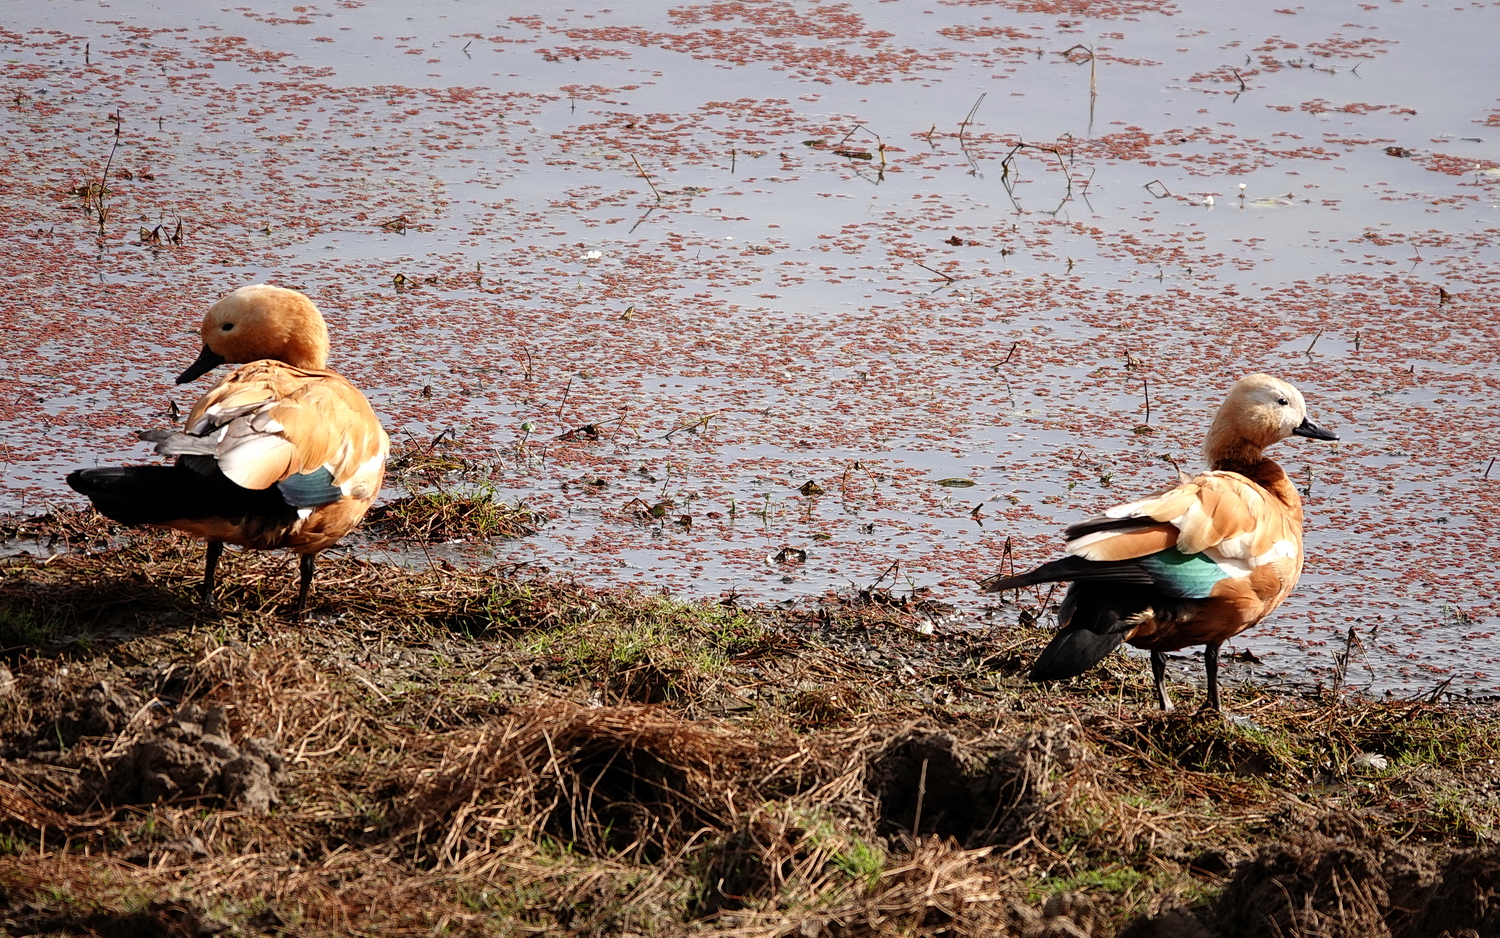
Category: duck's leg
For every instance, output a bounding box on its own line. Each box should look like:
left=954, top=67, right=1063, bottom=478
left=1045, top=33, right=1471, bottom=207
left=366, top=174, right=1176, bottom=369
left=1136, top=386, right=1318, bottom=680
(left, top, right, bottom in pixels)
left=1203, top=642, right=1222, bottom=711
left=295, top=553, right=316, bottom=618
left=1150, top=651, right=1174, bottom=711
left=202, top=540, right=224, bottom=606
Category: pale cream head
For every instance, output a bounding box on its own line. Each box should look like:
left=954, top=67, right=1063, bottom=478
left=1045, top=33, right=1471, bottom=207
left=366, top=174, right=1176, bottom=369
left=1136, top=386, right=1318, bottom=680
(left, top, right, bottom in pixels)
left=1203, top=373, right=1336, bottom=468
left=202, top=285, right=329, bottom=368
left=179, top=285, right=330, bottom=382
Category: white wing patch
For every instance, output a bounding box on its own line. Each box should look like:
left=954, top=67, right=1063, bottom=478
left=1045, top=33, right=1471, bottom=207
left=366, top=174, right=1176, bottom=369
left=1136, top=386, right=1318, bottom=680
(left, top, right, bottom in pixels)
left=1103, top=498, right=1161, bottom=521
left=1202, top=547, right=1253, bottom=578
left=216, top=433, right=294, bottom=489
left=1201, top=538, right=1295, bottom=580
left=1213, top=530, right=1260, bottom=561
left=1254, top=539, right=1298, bottom=566
left=338, top=450, right=387, bottom=495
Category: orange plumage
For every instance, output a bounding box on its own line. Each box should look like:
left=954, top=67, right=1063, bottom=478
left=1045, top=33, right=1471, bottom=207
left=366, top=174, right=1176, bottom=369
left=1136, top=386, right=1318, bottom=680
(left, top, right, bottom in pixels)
left=980, top=373, right=1338, bottom=710
left=68, top=285, right=389, bottom=615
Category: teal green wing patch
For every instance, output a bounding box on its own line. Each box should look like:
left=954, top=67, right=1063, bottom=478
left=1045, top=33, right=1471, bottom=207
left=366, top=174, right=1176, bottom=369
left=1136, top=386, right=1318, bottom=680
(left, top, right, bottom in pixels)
left=1137, top=547, right=1228, bottom=599
left=276, top=467, right=340, bottom=508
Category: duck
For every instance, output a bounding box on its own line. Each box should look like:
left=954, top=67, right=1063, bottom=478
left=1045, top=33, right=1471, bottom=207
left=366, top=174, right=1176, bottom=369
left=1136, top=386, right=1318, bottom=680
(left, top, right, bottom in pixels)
left=67, top=284, right=389, bottom=617
left=980, top=373, right=1338, bottom=710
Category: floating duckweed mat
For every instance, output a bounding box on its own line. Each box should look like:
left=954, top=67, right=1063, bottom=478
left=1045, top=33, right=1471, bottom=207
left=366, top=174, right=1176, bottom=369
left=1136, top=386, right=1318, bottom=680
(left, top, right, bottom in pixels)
left=1, top=520, right=1498, bottom=937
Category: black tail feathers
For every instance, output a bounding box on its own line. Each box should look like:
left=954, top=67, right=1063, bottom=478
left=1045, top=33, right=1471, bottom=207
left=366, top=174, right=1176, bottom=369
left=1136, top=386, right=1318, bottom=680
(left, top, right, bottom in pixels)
left=1030, top=623, right=1129, bottom=681
left=66, top=465, right=290, bottom=527
left=67, top=466, right=214, bottom=526
left=1030, top=584, right=1144, bottom=682
left=1026, top=583, right=1204, bottom=683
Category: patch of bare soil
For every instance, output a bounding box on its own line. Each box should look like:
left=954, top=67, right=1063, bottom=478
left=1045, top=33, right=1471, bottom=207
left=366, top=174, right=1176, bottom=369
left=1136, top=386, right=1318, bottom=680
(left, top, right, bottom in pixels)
left=1, top=522, right=1498, bottom=936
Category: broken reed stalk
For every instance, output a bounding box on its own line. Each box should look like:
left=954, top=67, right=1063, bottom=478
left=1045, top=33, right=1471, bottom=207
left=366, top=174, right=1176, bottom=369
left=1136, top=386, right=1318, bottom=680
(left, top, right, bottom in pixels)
left=912, top=260, right=956, bottom=283
left=866, top=559, right=899, bottom=591
left=1306, top=328, right=1324, bottom=355
left=912, top=756, right=930, bottom=838
left=1048, top=146, right=1073, bottom=198
left=1426, top=675, right=1454, bottom=703
left=95, top=112, right=123, bottom=237
left=869, top=126, right=887, bottom=167
left=998, top=141, right=1075, bottom=199
left=1058, top=44, right=1097, bottom=100
left=957, top=93, right=986, bottom=145
left=1142, top=376, right=1152, bottom=426
left=1000, top=142, right=1022, bottom=180
left=630, top=153, right=662, bottom=202
left=1330, top=627, right=1356, bottom=703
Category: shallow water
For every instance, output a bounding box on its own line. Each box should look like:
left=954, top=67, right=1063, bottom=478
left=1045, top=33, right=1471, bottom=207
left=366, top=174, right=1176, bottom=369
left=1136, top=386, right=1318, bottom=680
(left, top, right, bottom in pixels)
left=3, top=0, right=1498, bottom=696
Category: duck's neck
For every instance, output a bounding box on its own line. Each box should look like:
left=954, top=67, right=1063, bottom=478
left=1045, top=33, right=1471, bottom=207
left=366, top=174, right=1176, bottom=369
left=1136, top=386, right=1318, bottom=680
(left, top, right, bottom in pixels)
left=1206, top=441, right=1264, bottom=471
left=1203, top=411, right=1273, bottom=469
left=1215, top=453, right=1304, bottom=519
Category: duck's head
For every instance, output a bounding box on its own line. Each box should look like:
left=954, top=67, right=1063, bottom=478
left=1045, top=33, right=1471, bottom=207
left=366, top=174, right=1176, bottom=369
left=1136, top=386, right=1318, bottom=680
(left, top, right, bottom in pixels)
left=1204, top=373, right=1338, bottom=468
left=178, top=284, right=330, bottom=384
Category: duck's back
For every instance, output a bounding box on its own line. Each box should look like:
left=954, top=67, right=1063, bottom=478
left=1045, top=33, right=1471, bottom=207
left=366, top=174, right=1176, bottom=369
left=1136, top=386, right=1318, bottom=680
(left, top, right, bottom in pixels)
left=168, top=360, right=388, bottom=551
left=189, top=361, right=387, bottom=489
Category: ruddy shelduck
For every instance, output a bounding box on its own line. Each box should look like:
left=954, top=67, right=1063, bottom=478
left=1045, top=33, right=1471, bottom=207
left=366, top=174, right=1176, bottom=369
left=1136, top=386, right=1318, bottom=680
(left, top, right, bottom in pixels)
left=980, top=374, right=1338, bottom=710
left=67, top=284, right=389, bottom=616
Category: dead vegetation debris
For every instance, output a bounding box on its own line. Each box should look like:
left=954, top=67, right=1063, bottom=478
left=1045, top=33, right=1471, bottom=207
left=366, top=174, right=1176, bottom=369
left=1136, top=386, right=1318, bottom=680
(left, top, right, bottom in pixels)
left=394, top=700, right=767, bottom=866
left=364, top=488, right=544, bottom=542
left=1156, top=813, right=1500, bottom=938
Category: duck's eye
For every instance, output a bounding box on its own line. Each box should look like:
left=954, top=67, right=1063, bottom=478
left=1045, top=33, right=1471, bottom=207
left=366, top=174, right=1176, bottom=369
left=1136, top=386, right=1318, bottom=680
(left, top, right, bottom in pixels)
left=1276, top=397, right=1289, bottom=406
left=221, top=322, right=234, bottom=331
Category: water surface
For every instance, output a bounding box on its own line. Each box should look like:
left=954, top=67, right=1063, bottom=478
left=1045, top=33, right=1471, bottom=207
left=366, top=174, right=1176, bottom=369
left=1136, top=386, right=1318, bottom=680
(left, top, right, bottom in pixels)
left=3, top=0, right=1498, bottom=696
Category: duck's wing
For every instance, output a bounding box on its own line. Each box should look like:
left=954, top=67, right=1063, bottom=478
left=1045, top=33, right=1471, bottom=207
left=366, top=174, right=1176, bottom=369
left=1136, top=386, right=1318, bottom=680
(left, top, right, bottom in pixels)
left=151, top=361, right=388, bottom=506
left=1070, top=471, right=1294, bottom=557
left=1059, top=470, right=1302, bottom=599
left=984, top=471, right=1302, bottom=601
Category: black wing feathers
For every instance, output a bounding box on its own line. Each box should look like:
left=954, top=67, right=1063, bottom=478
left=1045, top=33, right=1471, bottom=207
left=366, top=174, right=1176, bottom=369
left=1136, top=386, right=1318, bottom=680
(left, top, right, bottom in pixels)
left=980, top=555, right=1157, bottom=593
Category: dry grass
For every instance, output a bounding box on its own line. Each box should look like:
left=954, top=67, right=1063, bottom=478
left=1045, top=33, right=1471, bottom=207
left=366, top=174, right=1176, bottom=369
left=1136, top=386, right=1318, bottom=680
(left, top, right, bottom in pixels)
left=364, top=488, right=544, bottom=542
left=2, top=517, right=1499, bottom=936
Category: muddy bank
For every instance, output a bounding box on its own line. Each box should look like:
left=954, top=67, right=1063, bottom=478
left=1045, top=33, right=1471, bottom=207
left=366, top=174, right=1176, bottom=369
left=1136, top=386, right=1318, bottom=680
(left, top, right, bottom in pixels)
left=1, top=519, right=1497, bottom=936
